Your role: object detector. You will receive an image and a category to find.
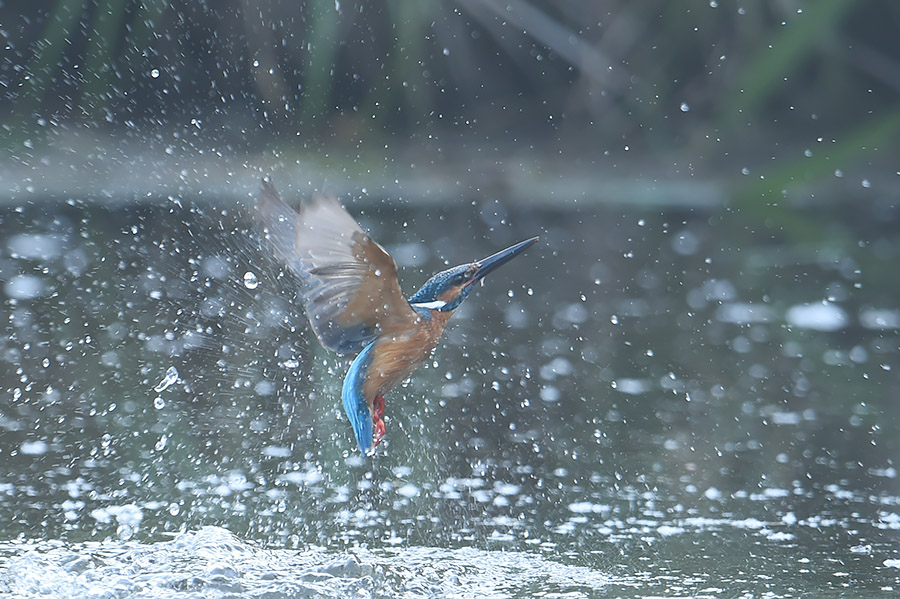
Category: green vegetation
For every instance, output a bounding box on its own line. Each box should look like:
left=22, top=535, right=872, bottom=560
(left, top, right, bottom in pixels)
left=2, top=1, right=898, bottom=217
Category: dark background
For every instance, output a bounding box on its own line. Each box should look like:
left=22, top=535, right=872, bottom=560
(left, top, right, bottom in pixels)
left=2, top=0, right=898, bottom=214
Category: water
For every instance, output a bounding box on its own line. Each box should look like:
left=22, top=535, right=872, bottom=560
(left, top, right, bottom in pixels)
left=0, top=526, right=613, bottom=598
left=1, top=197, right=899, bottom=597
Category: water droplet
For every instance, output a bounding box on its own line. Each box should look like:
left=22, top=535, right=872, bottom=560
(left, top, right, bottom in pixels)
left=861, top=179, right=871, bottom=188
left=540, top=385, right=560, bottom=402
left=243, top=271, right=259, bottom=289
left=680, top=102, right=690, bottom=112
left=153, top=396, right=166, bottom=409
left=20, top=440, right=48, bottom=455
left=150, top=68, right=160, bottom=79
left=154, top=366, right=179, bottom=392
left=4, top=274, right=45, bottom=299
left=154, top=434, right=167, bottom=451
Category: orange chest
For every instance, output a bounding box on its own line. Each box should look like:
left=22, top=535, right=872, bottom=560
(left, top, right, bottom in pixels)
left=362, top=311, right=453, bottom=400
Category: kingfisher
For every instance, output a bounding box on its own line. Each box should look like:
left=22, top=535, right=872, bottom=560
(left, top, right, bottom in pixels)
left=255, top=181, right=537, bottom=455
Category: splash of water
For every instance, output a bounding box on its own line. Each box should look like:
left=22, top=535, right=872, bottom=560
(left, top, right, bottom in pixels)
left=153, top=366, right=179, bottom=393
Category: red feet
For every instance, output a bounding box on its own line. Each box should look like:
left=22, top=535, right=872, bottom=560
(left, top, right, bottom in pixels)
left=373, top=418, right=385, bottom=446
left=373, top=395, right=386, bottom=446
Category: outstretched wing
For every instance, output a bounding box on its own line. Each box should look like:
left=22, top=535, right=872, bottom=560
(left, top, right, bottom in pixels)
left=255, top=181, right=420, bottom=355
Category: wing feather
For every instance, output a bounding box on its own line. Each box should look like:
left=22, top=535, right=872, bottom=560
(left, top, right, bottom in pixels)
left=255, top=181, right=419, bottom=354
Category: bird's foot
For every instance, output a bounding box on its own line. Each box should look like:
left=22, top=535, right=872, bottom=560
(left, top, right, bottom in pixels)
left=373, top=418, right=385, bottom=446
left=372, top=395, right=386, bottom=446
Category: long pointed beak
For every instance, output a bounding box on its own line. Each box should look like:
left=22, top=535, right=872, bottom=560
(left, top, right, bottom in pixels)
left=470, top=236, right=539, bottom=284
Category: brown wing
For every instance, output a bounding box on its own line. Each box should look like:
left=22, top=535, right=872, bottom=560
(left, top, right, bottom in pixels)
left=255, top=181, right=420, bottom=354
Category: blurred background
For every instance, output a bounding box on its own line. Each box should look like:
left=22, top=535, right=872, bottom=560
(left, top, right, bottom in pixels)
left=2, top=0, right=899, bottom=212
left=2, top=2, right=900, bottom=598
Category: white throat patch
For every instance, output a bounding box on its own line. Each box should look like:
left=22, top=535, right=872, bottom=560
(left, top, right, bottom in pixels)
left=411, top=300, right=447, bottom=310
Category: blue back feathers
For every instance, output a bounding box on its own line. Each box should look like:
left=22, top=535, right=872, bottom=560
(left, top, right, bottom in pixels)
left=341, top=341, right=376, bottom=453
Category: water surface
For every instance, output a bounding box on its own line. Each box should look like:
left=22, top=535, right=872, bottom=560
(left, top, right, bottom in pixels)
left=1, top=196, right=899, bottom=597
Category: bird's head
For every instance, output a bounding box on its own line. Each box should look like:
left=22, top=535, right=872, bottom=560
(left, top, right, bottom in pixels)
left=409, top=237, right=538, bottom=312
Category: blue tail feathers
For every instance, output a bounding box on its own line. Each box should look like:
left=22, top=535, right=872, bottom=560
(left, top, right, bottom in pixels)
left=341, top=342, right=376, bottom=454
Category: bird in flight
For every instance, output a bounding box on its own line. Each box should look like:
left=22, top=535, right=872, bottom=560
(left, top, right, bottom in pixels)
left=256, top=181, right=537, bottom=455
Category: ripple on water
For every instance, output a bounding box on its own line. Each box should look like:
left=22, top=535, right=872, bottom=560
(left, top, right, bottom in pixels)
left=0, top=527, right=610, bottom=599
